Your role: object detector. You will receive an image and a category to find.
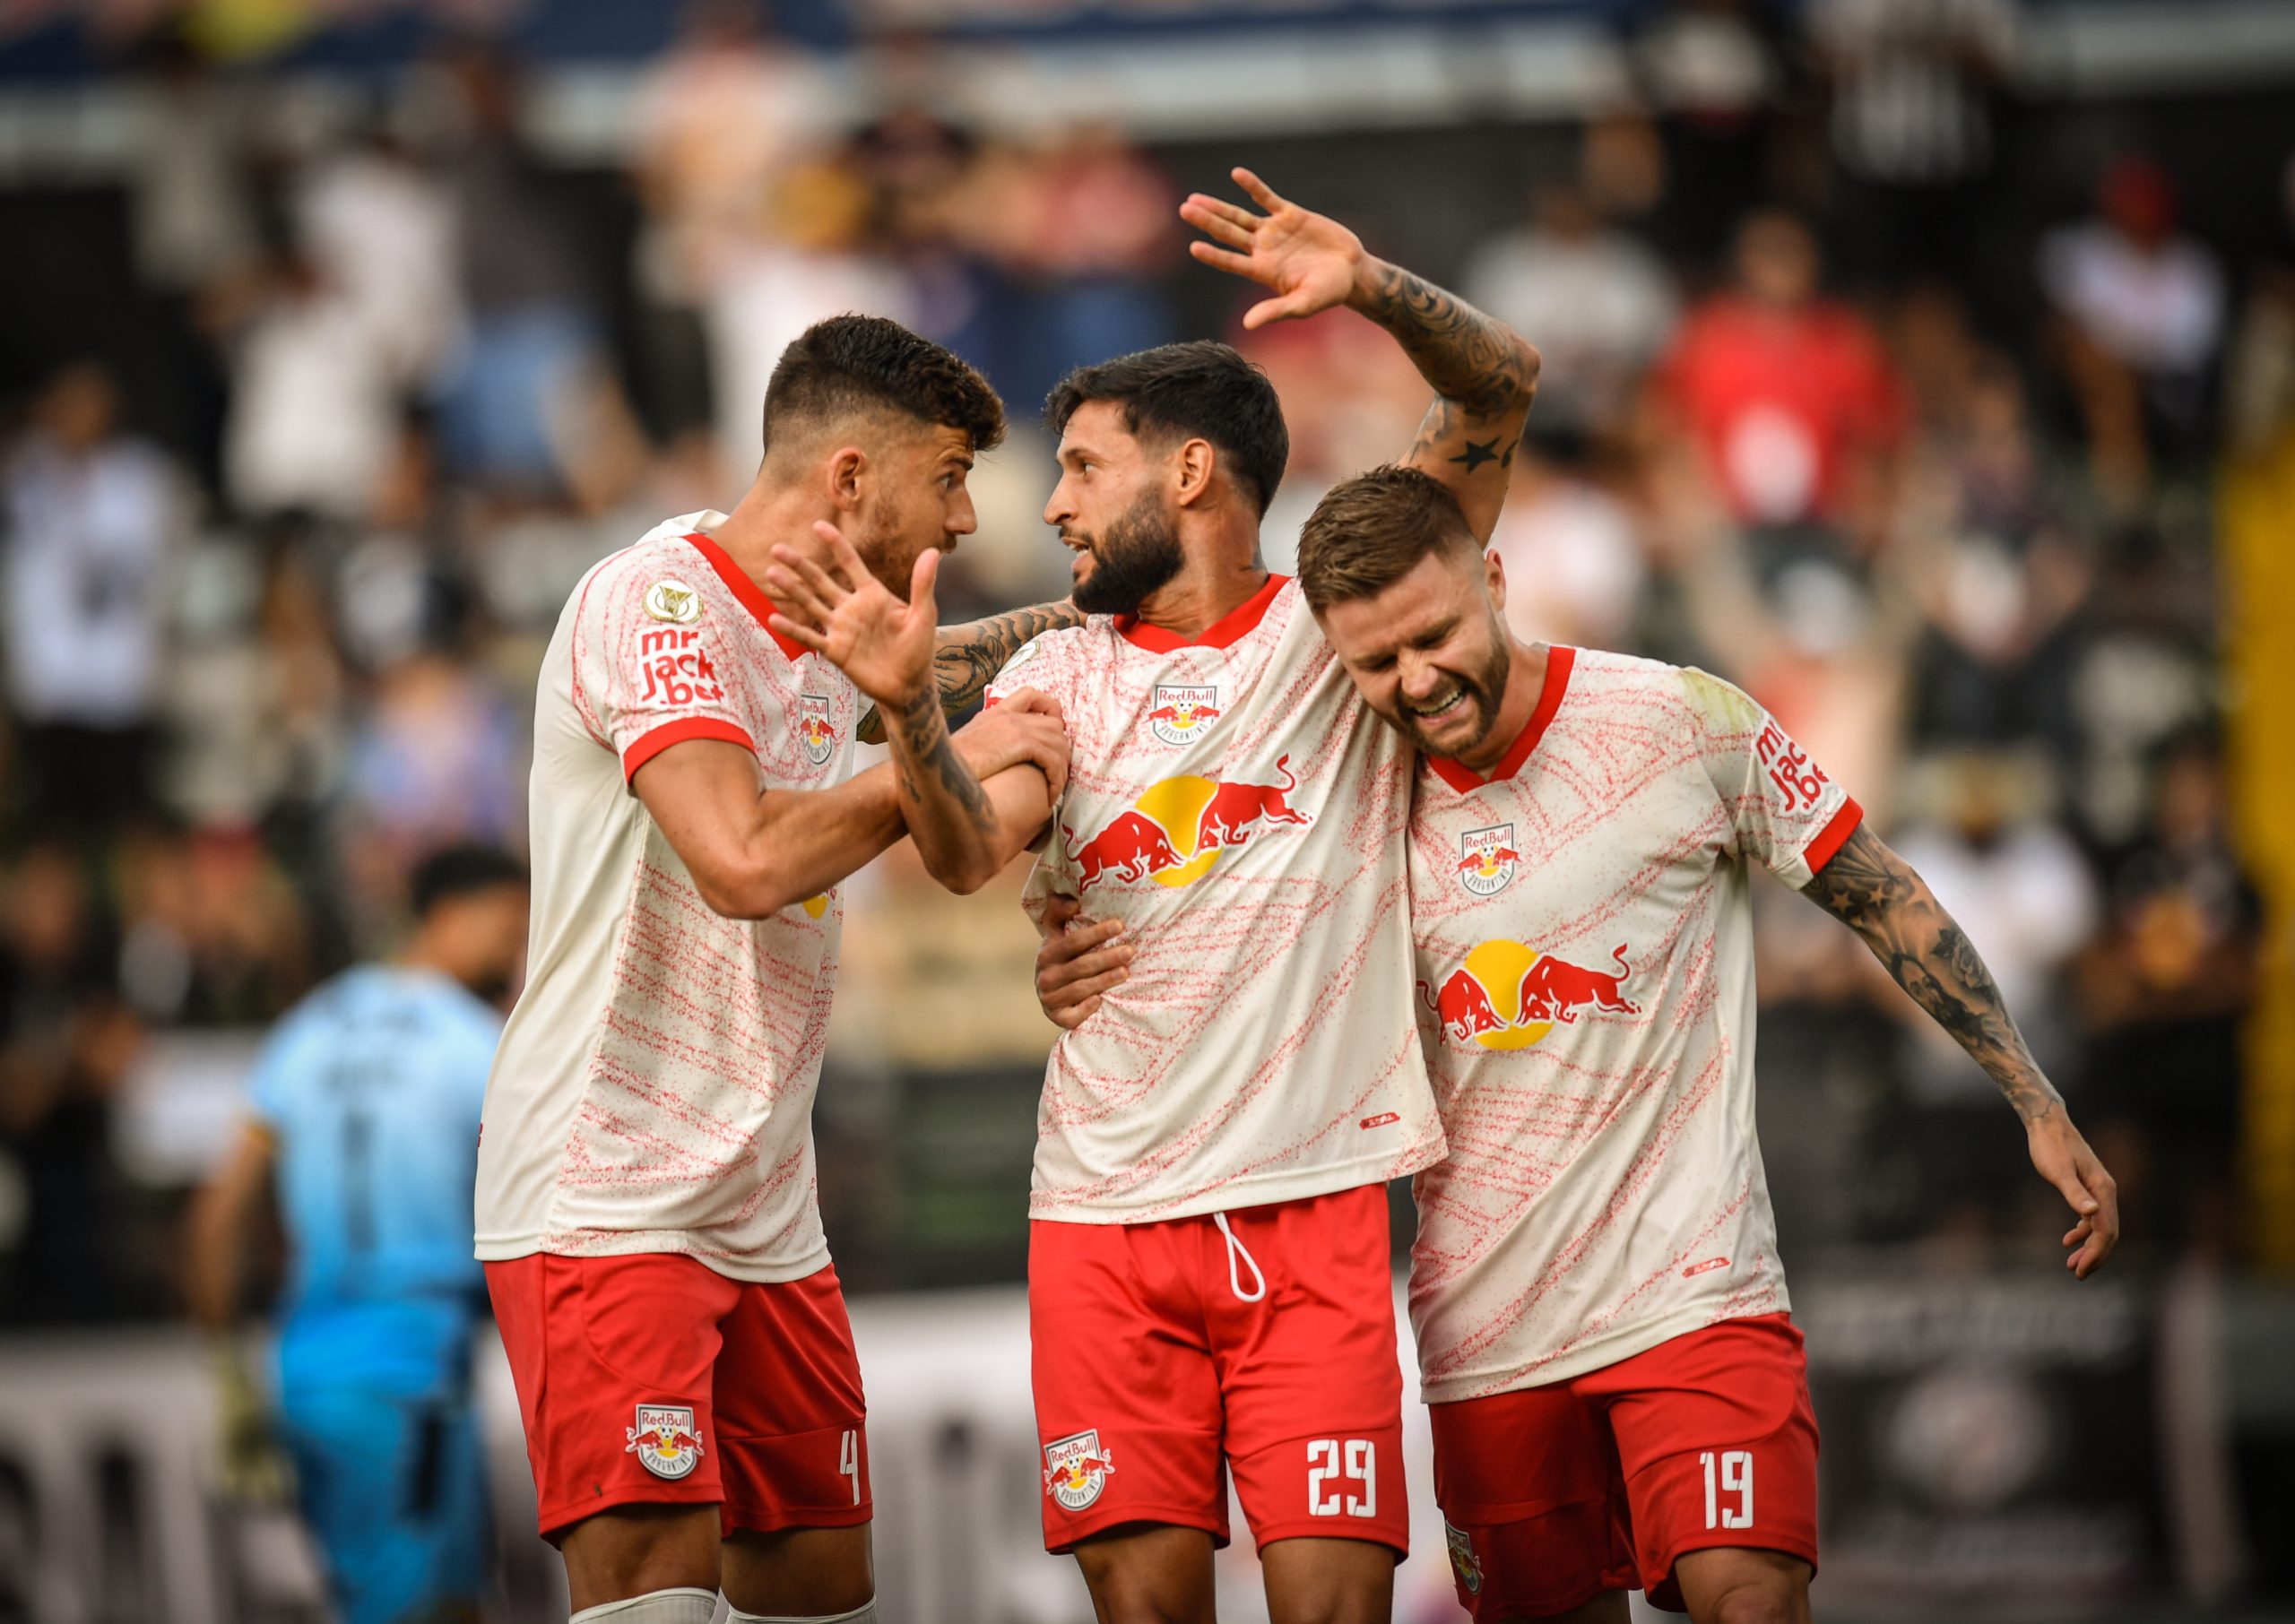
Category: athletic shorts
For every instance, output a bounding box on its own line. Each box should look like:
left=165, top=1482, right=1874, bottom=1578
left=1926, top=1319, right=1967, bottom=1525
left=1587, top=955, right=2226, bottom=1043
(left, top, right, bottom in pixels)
left=1429, top=1314, right=1818, bottom=1617
left=1029, top=1184, right=1408, bottom=1557
left=485, top=1252, right=870, bottom=1542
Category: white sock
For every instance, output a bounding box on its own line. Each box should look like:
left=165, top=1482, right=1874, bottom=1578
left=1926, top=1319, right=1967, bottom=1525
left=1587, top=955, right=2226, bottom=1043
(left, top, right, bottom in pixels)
left=570, top=1588, right=720, bottom=1624
left=726, top=1602, right=878, bottom=1624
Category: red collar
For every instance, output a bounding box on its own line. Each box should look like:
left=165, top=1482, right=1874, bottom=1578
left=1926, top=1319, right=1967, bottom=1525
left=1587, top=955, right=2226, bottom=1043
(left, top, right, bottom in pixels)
left=1116, top=573, right=1287, bottom=653
left=1427, top=645, right=1576, bottom=793
left=682, top=531, right=807, bottom=661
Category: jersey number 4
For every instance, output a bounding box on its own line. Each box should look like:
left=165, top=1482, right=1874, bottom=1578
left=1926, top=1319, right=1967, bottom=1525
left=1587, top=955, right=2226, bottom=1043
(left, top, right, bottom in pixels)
left=1306, top=1438, right=1376, bottom=1517
left=1701, top=1449, right=1754, bottom=1530
left=839, top=1429, right=862, bottom=1507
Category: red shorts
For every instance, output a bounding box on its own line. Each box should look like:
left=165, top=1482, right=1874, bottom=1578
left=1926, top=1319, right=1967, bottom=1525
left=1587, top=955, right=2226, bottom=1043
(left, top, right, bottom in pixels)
left=485, top=1252, right=870, bottom=1542
left=1429, top=1314, right=1819, bottom=1617
left=1029, top=1184, right=1407, bottom=1557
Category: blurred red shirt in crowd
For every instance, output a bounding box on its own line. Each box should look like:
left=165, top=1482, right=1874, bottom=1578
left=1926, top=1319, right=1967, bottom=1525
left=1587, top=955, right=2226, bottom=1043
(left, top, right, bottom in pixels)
left=1656, top=210, right=1908, bottom=529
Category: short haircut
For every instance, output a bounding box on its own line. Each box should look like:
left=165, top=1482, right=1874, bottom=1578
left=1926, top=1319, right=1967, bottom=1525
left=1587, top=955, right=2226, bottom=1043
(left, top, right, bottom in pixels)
left=410, top=844, right=528, bottom=917
left=762, top=314, right=1006, bottom=459
left=1296, top=464, right=1480, bottom=611
left=1044, top=341, right=1288, bottom=515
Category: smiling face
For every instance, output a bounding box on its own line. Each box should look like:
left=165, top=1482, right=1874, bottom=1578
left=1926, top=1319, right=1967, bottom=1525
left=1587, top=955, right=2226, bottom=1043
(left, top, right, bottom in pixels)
left=851, top=419, right=981, bottom=597
left=1317, top=547, right=1516, bottom=763
left=1044, top=400, right=1186, bottom=615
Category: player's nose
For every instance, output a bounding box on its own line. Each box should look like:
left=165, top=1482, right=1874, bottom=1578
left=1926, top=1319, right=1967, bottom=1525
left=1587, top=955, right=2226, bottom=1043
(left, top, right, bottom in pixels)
left=947, top=488, right=978, bottom=537
left=1044, top=478, right=1075, bottom=530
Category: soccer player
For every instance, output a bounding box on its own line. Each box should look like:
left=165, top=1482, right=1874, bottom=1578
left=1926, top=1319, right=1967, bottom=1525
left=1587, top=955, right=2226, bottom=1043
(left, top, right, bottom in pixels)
left=891, top=170, right=1538, bottom=1624
left=472, top=315, right=1070, bottom=1624
left=186, top=843, right=531, bottom=1624
left=1041, top=466, right=2122, bottom=1624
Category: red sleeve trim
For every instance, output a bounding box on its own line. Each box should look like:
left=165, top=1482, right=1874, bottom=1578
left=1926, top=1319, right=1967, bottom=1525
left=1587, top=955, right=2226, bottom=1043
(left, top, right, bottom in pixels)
left=622, top=716, right=756, bottom=783
left=1803, top=797, right=1864, bottom=877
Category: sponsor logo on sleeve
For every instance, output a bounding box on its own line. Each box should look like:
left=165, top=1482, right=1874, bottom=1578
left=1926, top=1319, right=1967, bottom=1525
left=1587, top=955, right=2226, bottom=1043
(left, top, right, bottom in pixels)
left=1454, top=823, right=1520, bottom=897
left=626, top=1405, right=705, bottom=1480
left=1044, top=1429, right=1115, bottom=1511
left=798, top=692, right=838, bottom=764
left=1419, top=941, right=1641, bottom=1050
left=1145, top=684, right=1222, bottom=747
left=636, top=627, right=724, bottom=707
left=1063, top=756, right=1312, bottom=893
left=643, top=578, right=703, bottom=625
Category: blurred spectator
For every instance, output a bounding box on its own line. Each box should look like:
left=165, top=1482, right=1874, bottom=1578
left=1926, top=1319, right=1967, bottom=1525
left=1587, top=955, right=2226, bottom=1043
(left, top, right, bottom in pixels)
left=1621, top=0, right=1795, bottom=265
left=221, top=251, right=399, bottom=523
left=3, top=363, right=180, bottom=837
left=1485, top=433, right=1650, bottom=649
left=1462, top=182, right=1678, bottom=440
left=1651, top=209, right=1907, bottom=542
left=2078, top=734, right=2261, bottom=1250
left=291, top=127, right=463, bottom=393
left=1806, top=0, right=2017, bottom=288
left=113, top=824, right=312, bottom=1028
left=2040, top=156, right=2226, bottom=493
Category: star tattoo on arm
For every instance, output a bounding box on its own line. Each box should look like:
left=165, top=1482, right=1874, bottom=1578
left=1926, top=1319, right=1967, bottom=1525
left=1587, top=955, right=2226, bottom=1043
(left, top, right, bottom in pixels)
left=1450, top=438, right=1505, bottom=473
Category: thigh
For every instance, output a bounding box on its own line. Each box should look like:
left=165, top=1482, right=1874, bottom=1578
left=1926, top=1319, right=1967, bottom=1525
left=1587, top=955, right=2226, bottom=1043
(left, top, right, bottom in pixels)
left=1594, top=1316, right=1821, bottom=1611
left=483, top=1253, right=739, bottom=1541
left=1428, top=1387, right=1637, bottom=1622
left=1032, top=1218, right=1226, bottom=1553
left=1260, top=1535, right=1395, bottom=1624
left=1073, top=1522, right=1217, bottom=1624
left=1214, top=1188, right=1409, bottom=1559
left=1671, top=1547, right=1813, bottom=1624
left=723, top=1523, right=875, bottom=1619
left=714, top=1264, right=872, bottom=1538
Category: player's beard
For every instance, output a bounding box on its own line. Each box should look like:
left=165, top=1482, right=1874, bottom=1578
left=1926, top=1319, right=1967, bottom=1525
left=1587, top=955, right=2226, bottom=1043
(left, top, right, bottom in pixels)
left=1069, top=493, right=1184, bottom=617
left=1396, top=617, right=1513, bottom=757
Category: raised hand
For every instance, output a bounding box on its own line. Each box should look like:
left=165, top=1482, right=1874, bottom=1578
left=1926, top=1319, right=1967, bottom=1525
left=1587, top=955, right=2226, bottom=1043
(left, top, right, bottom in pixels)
left=1180, top=167, right=1367, bottom=330
left=765, top=521, right=938, bottom=709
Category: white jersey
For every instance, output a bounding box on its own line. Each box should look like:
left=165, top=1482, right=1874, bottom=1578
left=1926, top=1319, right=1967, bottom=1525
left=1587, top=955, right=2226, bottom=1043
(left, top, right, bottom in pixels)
left=1406, top=647, right=1860, bottom=1402
left=987, top=575, right=1444, bottom=1223
left=474, top=512, right=859, bottom=1282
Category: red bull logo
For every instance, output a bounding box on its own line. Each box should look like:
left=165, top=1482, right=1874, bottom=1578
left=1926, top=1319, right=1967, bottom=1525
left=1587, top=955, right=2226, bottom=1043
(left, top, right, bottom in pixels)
left=1145, top=683, right=1222, bottom=747
left=626, top=1404, right=706, bottom=1481
left=798, top=692, right=838, bottom=765
left=1418, top=940, right=1641, bottom=1050
left=1044, top=1428, right=1116, bottom=1511
left=1455, top=822, right=1521, bottom=898
left=1065, top=756, right=1313, bottom=893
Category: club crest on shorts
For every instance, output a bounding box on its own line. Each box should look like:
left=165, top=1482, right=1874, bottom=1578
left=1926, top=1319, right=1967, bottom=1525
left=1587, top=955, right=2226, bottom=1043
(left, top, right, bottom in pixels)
left=1043, top=1429, right=1115, bottom=1511
left=1444, top=1520, right=1484, bottom=1595
left=626, top=1405, right=705, bottom=1480
left=1455, top=823, right=1520, bottom=897
left=1146, top=685, right=1220, bottom=747
left=798, top=693, right=837, bottom=764
left=643, top=578, right=703, bottom=625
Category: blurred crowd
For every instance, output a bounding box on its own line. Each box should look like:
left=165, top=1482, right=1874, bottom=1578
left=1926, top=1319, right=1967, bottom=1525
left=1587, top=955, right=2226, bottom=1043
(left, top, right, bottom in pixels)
left=0, top=0, right=2284, bottom=1319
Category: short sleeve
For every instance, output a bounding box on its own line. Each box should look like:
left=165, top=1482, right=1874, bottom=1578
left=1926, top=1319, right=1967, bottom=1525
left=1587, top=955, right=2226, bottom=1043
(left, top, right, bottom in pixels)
left=575, top=562, right=758, bottom=782
left=1684, top=669, right=1862, bottom=890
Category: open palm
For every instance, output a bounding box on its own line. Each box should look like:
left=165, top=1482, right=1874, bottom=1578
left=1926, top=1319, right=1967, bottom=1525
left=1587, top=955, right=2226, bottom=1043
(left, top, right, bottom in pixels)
left=1180, top=168, right=1366, bottom=330
left=764, top=521, right=939, bottom=708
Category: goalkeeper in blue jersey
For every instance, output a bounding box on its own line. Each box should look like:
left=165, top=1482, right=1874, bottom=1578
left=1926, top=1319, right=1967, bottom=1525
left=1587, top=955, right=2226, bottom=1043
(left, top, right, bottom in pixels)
left=187, top=844, right=528, bottom=1624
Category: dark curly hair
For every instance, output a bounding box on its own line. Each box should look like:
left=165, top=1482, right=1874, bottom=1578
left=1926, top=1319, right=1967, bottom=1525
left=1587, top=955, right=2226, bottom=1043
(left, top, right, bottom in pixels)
left=763, top=314, right=1006, bottom=457
left=1044, top=341, right=1287, bottom=515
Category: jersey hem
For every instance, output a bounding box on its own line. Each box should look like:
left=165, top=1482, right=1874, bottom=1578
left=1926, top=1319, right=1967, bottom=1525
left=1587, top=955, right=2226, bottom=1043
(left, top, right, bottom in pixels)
left=1028, top=1136, right=1442, bottom=1225
left=473, top=1232, right=832, bottom=1285
left=1416, top=1296, right=1793, bottom=1404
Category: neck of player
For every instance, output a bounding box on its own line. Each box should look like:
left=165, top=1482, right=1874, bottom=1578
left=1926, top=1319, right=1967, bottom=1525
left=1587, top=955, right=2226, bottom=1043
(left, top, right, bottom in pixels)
left=1138, top=509, right=1268, bottom=640
left=1456, top=637, right=1550, bottom=775
left=715, top=479, right=834, bottom=595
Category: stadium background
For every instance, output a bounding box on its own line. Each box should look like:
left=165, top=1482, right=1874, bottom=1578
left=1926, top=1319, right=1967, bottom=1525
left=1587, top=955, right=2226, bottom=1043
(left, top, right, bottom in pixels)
left=0, top=0, right=2292, bottom=1619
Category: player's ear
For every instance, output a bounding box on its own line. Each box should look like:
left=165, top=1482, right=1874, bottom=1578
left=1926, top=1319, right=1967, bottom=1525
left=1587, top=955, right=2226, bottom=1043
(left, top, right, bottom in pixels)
left=1173, top=436, right=1216, bottom=508
left=1485, top=545, right=1507, bottom=613
left=825, top=445, right=868, bottom=514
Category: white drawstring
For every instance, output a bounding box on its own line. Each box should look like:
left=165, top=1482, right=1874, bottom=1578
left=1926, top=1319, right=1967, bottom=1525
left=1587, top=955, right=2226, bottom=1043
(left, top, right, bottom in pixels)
left=1211, top=1212, right=1267, bottom=1303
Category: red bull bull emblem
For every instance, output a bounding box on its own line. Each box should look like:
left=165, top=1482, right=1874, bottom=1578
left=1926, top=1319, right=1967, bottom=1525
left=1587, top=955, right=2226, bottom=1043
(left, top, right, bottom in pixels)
left=798, top=693, right=838, bottom=766
left=1418, top=939, right=1641, bottom=1050
left=1065, top=756, right=1313, bottom=893
left=1044, top=1428, right=1116, bottom=1511
left=1445, top=1520, right=1485, bottom=1596
left=1145, top=683, right=1222, bottom=747
left=626, top=1404, right=706, bottom=1481
left=1455, top=822, right=1520, bottom=898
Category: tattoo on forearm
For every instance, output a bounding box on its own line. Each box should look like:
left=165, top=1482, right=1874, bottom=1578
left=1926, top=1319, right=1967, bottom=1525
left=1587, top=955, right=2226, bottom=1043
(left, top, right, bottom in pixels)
left=857, top=600, right=1087, bottom=743
left=1354, top=261, right=1540, bottom=431
left=889, top=687, right=991, bottom=823
left=1803, top=825, right=2064, bottom=1124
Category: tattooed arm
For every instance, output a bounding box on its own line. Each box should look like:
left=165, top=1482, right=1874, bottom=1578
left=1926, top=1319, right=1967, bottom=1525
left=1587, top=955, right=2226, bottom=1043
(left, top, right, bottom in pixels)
left=1803, top=822, right=2121, bottom=1276
left=857, top=598, right=1087, bottom=744
left=1181, top=167, right=1540, bottom=540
